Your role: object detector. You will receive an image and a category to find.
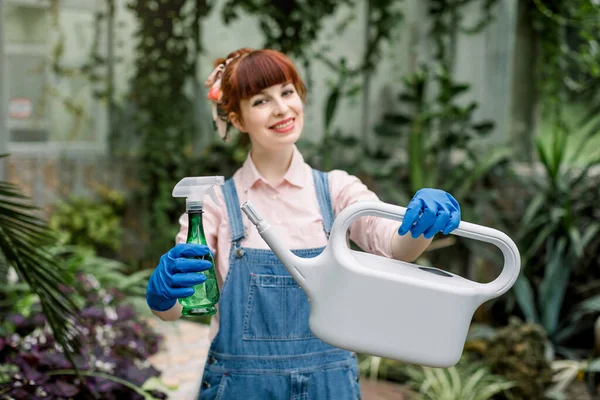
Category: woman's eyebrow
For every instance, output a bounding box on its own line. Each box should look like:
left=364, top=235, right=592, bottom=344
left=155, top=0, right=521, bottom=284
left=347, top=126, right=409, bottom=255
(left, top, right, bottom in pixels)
left=254, top=85, right=287, bottom=97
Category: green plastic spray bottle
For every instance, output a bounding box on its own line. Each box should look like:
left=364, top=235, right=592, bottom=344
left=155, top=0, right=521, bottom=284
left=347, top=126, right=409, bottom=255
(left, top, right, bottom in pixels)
left=172, top=176, right=224, bottom=316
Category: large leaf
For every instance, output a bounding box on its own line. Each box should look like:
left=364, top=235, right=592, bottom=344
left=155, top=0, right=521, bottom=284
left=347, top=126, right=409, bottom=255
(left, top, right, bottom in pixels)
left=512, top=274, right=539, bottom=323
left=0, top=161, right=81, bottom=366
left=519, top=193, right=546, bottom=232
left=535, top=136, right=554, bottom=180
left=539, top=238, right=571, bottom=336
left=324, top=85, right=340, bottom=132
left=522, top=223, right=556, bottom=265
left=455, top=146, right=511, bottom=199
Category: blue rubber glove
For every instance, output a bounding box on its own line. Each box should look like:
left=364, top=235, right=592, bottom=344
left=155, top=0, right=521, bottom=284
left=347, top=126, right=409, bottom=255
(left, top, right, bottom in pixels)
left=398, top=188, right=461, bottom=239
left=146, top=243, right=214, bottom=312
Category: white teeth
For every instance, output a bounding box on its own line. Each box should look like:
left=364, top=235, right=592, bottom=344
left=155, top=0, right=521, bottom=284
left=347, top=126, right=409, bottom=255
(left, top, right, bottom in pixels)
left=272, top=119, right=293, bottom=129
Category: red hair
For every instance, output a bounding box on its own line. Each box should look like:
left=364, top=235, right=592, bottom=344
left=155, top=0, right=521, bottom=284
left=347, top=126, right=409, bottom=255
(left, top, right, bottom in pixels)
left=216, top=48, right=307, bottom=122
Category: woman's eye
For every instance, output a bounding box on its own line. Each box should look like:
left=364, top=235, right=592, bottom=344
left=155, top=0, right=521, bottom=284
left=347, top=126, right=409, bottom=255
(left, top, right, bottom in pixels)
left=252, top=99, right=266, bottom=106
left=283, top=90, right=294, bottom=96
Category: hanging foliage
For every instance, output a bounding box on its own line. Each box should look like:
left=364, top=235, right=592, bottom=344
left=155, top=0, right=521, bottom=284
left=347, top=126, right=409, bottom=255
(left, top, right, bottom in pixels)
left=117, top=0, right=213, bottom=263
left=220, top=0, right=354, bottom=61
left=529, top=0, right=600, bottom=133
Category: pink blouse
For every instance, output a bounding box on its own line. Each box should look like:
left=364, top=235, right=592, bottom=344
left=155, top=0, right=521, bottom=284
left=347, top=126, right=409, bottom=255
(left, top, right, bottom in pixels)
left=176, top=145, right=400, bottom=340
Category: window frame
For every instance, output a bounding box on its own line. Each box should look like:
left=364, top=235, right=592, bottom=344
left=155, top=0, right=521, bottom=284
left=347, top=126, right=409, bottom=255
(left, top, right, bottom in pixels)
left=1, top=0, right=108, bottom=157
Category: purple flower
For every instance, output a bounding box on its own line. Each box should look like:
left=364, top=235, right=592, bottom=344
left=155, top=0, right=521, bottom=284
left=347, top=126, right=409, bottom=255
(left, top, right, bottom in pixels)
left=9, top=314, right=27, bottom=328
left=6, top=387, right=31, bottom=400
left=80, top=307, right=106, bottom=320
left=95, top=378, right=120, bottom=393
left=21, top=350, right=41, bottom=366
left=38, top=352, right=72, bottom=369
left=1, top=269, right=168, bottom=400
left=116, top=304, right=136, bottom=319
left=18, top=362, right=46, bottom=384
left=32, top=314, right=46, bottom=326
left=45, top=380, right=80, bottom=397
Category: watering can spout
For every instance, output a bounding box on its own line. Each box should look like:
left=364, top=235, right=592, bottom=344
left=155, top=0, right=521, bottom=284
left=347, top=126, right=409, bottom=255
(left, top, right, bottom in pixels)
left=241, top=202, right=319, bottom=287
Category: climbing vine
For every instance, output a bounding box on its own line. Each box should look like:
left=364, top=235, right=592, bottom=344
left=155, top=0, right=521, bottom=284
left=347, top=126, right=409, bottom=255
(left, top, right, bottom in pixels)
left=529, top=0, right=600, bottom=125
left=117, top=0, right=213, bottom=263
left=46, top=0, right=110, bottom=141
left=311, top=0, right=405, bottom=165
left=220, top=0, right=355, bottom=93
left=427, top=0, right=500, bottom=71
left=221, top=0, right=354, bottom=61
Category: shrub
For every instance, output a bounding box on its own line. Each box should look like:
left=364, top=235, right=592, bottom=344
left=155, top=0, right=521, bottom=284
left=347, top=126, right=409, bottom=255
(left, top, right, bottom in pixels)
left=0, top=272, right=166, bottom=400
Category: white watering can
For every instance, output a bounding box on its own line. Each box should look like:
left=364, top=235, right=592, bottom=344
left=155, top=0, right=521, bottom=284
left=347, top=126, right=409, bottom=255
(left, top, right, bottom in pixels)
left=240, top=200, right=520, bottom=368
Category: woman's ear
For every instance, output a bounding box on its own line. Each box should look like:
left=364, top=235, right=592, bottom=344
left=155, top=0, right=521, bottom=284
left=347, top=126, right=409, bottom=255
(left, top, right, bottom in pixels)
left=229, top=112, right=245, bottom=133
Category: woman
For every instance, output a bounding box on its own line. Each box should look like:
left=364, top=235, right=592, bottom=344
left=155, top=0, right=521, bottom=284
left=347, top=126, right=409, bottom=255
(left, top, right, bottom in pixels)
left=146, top=48, right=461, bottom=399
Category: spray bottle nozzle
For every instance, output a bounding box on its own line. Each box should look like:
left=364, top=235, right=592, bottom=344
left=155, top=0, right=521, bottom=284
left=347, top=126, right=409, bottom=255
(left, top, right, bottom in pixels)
left=172, top=176, right=225, bottom=211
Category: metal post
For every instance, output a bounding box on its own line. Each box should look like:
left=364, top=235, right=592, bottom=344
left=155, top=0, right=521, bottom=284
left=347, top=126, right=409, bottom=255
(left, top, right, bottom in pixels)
left=106, top=0, right=114, bottom=156
left=361, top=0, right=372, bottom=150
left=0, top=0, right=7, bottom=180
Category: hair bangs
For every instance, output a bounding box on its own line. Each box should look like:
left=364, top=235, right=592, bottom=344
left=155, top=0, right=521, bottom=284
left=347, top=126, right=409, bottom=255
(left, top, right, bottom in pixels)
left=235, top=51, right=301, bottom=99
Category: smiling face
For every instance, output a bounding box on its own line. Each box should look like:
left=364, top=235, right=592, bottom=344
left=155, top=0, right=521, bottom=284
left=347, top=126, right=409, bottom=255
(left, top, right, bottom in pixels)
left=230, top=82, right=304, bottom=153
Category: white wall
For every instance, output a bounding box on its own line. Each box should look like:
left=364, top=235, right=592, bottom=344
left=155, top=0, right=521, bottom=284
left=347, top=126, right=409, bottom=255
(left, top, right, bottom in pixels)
left=454, top=0, right=517, bottom=145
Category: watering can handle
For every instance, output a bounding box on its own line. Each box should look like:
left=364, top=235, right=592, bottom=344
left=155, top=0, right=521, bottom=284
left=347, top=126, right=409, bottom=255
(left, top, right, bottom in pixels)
left=328, top=201, right=521, bottom=298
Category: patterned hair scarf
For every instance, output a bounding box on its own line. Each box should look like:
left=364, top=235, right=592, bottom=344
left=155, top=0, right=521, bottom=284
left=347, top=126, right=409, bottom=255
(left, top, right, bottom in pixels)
left=205, top=56, right=238, bottom=140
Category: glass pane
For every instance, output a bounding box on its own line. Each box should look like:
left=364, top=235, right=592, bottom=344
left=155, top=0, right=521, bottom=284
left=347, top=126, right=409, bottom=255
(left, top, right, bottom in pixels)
left=5, top=6, right=106, bottom=144
left=8, top=54, right=47, bottom=121
left=4, top=4, right=50, bottom=45
left=9, top=128, right=49, bottom=142
left=46, top=8, right=101, bottom=143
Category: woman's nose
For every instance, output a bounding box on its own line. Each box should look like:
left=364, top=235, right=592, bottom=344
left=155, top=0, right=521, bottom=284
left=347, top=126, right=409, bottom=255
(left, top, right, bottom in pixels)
left=273, top=98, right=290, bottom=115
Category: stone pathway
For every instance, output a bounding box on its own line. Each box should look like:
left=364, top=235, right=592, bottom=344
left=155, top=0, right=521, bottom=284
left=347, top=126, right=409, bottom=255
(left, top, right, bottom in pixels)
left=147, top=318, right=411, bottom=399
left=146, top=318, right=211, bottom=399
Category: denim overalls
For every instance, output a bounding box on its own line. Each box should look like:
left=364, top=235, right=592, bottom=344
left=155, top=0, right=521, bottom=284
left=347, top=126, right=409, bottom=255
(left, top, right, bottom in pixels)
left=198, top=170, right=362, bottom=400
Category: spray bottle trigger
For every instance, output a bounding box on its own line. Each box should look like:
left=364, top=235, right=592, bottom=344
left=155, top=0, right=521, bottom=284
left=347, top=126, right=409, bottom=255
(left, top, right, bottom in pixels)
left=207, top=187, right=220, bottom=206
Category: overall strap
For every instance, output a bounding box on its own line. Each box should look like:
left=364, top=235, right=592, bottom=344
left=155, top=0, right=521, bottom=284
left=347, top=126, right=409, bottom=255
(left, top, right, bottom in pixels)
left=222, top=178, right=246, bottom=251
left=311, top=169, right=334, bottom=238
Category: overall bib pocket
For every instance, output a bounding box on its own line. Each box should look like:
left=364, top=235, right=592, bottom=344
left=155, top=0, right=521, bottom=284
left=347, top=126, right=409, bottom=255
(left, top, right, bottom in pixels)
left=198, top=368, right=227, bottom=400
left=243, top=274, right=315, bottom=340
left=208, top=372, right=291, bottom=400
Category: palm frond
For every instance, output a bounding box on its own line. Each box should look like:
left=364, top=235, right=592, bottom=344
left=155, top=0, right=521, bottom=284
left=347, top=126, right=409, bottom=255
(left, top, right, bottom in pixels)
left=0, top=161, right=82, bottom=367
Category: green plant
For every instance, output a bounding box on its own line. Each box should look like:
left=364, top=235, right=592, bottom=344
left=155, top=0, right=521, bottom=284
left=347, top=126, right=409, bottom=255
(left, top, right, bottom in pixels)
left=49, top=186, right=125, bottom=255
left=49, top=245, right=153, bottom=313
left=221, top=0, right=353, bottom=62
left=403, top=357, right=515, bottom=400
left=469, top=317, right=554, bottom=400
left=357, top=354, right=410, bottom=384
left=373, top=67, right=507, bottom=202
left=191, top=134, right=249, bottom=178
left=510, top=115, right=600, bottom=358
left=546, top=358, right=600, bottom=399
left=516, top=0, right=600, bottom=160
left=428, top=0, right=500, bottom=69
left=46, top=0, right=113, bottom=141
left=1, top=271, right=166, bottom=399
left=312, top=0, right=405, bottom=161
left=530, top=0, right=600, bottom=113
left=0, top=155, right=81, bottom=366
left=113, top=0, right=213, bottom=265
left=361, top=65, right=512, bottom=288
